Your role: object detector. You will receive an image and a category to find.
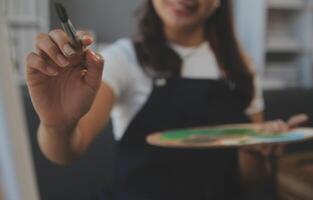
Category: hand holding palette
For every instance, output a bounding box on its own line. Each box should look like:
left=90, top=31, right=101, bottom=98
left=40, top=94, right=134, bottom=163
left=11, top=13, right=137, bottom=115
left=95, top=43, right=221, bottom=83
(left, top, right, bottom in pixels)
left=146, top=124, right=313, bottom=148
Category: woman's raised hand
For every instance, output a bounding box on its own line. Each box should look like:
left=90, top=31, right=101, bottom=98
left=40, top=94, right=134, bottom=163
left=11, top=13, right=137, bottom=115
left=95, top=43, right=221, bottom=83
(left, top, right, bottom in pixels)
left=26, top=29, right=104, bottom=129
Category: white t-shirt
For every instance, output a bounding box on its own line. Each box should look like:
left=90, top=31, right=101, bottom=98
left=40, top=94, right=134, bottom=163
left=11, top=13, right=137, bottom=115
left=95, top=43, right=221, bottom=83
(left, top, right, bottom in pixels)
left=100, top=38, right=264, bottom=140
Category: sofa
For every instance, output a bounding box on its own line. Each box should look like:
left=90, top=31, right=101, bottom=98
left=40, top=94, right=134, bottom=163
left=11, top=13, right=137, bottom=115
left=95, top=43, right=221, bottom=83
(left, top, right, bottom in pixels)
left=21, top=86, right=313, bottom=200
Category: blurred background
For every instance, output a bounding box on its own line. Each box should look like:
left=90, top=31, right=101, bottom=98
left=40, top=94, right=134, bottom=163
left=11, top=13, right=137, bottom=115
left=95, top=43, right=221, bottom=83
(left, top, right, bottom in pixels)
left=6, top=0, right=313, bottom=89
left=1, top=0, right=313, bottom=199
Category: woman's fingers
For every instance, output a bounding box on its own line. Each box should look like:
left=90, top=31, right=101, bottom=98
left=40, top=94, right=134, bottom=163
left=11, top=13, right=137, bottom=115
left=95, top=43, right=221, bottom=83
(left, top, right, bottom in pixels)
left=49, top=29, right=94, bottom=56
left=250, top=114, right=309, bottom=158
left=77, top=30, right=94, bottom=46
left=35, top=30, right=95, bottom=69
left=262, top=114, right=309, bottom=133
left=268, top=144, right=284, bottom=156
left=26, top=52, right=60, bottom=76
left=276, top=119, right=289, bottom=132
left=36, top=33, right=70, bottom=67
left=49, top=29, right=76, bottom=57
left=262, top=119, right=289, bottom=133
left=270, top=120, right=280, bottom=132
left=243, top=144, right=285, bottom=157
left=262, top=120, right=278, bottom=133
left=258, top=145, right=272, bottom=157
left=276, top=144, right=285, bottom=156
left=287, top=114, right=309, bottom=128
left=83, top=49, right=104, bottom=88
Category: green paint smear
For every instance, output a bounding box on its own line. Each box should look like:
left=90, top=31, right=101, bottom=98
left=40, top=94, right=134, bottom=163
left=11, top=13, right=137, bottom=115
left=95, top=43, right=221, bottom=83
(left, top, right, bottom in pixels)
left=161, top=128, right=257, bottom=141
left=161, top=128, right=304, bottom=144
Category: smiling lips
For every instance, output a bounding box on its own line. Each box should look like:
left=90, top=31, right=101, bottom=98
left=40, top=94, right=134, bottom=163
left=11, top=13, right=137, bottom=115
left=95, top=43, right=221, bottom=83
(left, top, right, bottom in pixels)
left=167, top=0, right=198, bottom=16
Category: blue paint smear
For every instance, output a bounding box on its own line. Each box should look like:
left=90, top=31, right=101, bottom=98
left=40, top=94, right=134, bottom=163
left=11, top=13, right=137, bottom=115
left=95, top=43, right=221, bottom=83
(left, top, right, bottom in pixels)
left=254, top=131, right=305, bottom=142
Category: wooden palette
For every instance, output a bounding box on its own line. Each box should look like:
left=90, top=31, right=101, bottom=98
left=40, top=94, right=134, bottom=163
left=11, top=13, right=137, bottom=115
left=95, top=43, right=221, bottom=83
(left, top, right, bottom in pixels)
left=146, top=124, right=313, bottom=148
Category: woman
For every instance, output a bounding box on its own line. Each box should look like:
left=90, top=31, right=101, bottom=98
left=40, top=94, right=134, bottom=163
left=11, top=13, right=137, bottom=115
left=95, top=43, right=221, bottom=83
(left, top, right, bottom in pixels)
left=26, top=0, right=307, bottom=199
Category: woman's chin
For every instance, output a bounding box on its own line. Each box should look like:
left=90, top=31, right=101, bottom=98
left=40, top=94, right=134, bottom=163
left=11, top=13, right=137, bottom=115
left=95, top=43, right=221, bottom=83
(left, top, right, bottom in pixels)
left=166, top=21, right=200, bottom=32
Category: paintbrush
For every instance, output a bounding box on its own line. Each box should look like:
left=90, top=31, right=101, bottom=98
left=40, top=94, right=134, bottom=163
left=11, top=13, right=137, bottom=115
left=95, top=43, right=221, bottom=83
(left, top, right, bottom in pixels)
left=55, top=2, right=82, bottom=50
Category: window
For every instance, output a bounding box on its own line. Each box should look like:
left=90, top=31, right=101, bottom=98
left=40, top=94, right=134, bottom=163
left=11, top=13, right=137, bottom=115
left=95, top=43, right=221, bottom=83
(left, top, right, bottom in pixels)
left=4, top=0, right=49, bottom=82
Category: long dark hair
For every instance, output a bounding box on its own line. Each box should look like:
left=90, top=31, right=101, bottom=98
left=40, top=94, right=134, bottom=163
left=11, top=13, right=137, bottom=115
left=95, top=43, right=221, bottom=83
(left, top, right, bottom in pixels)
left=133, top=0, right=255, bottom=108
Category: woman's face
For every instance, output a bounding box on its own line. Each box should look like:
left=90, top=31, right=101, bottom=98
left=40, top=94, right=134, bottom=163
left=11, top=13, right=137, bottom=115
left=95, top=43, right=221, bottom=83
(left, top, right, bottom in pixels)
left=152, top=0, right=220, bottom=31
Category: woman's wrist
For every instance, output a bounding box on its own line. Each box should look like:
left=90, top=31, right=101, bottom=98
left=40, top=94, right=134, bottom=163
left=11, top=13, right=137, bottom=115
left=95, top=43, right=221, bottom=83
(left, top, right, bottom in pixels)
left=38, top=121, right=83, bottom=165
left=41, top=120, right=79, bottom=136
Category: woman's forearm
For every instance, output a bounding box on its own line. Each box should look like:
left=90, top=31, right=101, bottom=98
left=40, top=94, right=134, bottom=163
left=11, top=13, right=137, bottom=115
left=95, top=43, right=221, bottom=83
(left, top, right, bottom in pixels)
left=37, top=122, right=84, bottom=165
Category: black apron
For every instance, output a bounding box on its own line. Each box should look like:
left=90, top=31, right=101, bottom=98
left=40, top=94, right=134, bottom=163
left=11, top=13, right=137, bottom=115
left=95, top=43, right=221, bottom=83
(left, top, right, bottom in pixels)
left=101, top=76, right=251, bottom=200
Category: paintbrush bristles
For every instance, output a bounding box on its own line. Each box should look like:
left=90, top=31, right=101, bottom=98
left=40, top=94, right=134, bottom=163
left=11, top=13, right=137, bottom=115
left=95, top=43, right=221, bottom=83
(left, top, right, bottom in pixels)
left=55, top=2, right=68, bottom=23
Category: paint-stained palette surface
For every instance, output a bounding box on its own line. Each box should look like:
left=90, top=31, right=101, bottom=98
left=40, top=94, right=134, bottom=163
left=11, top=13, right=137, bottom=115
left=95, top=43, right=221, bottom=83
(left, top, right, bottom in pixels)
left=146, top=124, right=313, bottom=148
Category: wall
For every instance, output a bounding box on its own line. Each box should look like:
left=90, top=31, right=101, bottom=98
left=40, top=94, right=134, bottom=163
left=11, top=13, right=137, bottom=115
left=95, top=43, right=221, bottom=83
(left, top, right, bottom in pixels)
left=50, top=0, right=144, bottom=43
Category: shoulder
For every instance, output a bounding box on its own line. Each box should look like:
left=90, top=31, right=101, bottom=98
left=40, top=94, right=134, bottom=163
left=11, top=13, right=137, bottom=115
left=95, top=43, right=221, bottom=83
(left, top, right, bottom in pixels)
left=100, top=38, right=137, bottom=65
left=99, top=38, right=149, bottom=99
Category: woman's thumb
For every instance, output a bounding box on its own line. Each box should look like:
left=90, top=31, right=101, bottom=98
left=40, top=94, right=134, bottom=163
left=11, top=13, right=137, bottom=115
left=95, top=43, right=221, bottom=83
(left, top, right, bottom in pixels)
left=287, top=113, right=309, bottom=128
